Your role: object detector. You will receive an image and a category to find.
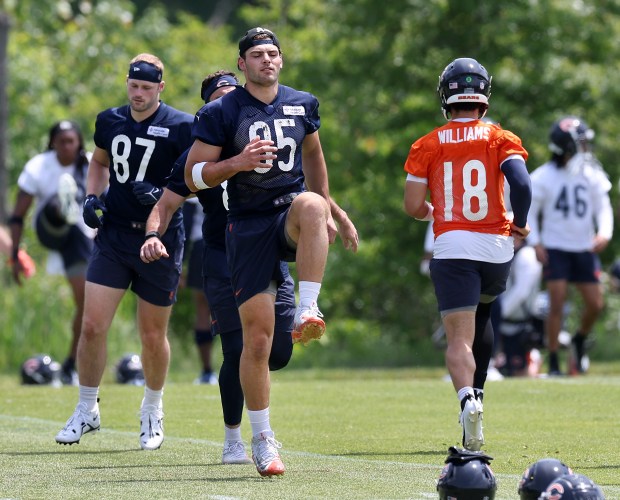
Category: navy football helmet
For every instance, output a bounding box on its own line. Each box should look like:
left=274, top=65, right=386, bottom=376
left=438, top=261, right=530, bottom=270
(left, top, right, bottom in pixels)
left=539, top=473, right=605, bottom=499
left=437, top=447, right=497, bottom=500
left=116, top=353, right=145, bottom=385
left=518, top=458, right=573, bottom=500
left=548, top=116, right=594, bottom=158
left=437, top=58, right=492, bottom=120
left=21, top=354, right=61, bottom=385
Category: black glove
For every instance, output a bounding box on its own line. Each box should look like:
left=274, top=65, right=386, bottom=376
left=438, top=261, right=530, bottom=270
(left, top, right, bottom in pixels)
left=83, top=194, right=107, bottom=229
left=131, top=181, right=163, bottom=205
left=444, top=446, right=493, bottom=465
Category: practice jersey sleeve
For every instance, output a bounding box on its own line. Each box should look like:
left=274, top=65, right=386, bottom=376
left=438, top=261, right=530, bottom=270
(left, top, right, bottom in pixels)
left=404, top=121, right=528, bottom=238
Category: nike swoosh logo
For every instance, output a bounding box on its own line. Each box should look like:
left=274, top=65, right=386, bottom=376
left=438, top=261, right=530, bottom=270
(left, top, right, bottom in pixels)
left=235, top=288, right=243, bottom=297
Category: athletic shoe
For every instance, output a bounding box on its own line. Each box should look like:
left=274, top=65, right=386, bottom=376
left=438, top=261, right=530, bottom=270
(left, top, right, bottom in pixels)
left=222, top=440, right=253, bottom=465
left=139, top=404, right=164, bottom=450
left=460, top=395, right=484, bottom=451
left=570, top=333, right=593, bottom=374
left=292, top=302, right=325, bottom=345
left=193, top=371, right=218, bottom=385
left=60, top=368, right=78, bottom=386
left=55, top=402, right=100, bottom=445
left=57, top=173, right=80, bottom=225
left=486, top=365, right=504, bottom=382
left=251, top=432, right=285, bottom=477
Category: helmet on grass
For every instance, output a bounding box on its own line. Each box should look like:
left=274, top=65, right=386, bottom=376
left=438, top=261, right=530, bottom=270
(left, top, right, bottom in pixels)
left=21, top=354, right=61, bottom=385
left=116, top=353, right=145, bottom=385
left=518, top=458, right=573, bottom=500
left=437, top=446, right=497, bottom=499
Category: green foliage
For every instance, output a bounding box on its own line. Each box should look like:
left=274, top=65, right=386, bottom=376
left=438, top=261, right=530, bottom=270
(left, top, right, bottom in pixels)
left=4, top=0, right=620, bottom=370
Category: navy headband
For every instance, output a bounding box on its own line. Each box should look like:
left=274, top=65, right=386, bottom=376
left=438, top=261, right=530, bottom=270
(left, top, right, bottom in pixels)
left=201, top=75, right=238, bottom=103
left=128, top=61, right=162, bottom=83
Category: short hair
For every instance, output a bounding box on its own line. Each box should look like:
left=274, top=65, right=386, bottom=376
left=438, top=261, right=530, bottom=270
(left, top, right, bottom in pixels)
left=129, top=53, right=164, bottom=75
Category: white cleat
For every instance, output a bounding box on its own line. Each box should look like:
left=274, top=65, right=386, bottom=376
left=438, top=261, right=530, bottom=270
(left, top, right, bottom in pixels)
left=460, top=396, right=484, bottom=451
left=222, top=440, right=253, bottom=464
left=56, top=402, right=100, bottom=445
left=292, top=302, right=325, bottom=345
left=139, top=404, right=164, bottom=450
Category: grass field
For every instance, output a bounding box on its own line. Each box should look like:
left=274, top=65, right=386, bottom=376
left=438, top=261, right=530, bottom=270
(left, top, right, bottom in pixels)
left=1, top=366, right=619, bottom=499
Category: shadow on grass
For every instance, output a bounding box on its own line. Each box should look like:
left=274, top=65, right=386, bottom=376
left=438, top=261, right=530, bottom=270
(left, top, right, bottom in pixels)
left=329, top=449, right=445, bottom=458
left=0, top=448, right=143, bottom=456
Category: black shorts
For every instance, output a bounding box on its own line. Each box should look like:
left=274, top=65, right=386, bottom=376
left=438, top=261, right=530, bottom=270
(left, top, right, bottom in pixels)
left=35, top=210, right=93, bottom=272
left=205, top=254, right=295, bottom=337
left=87, top=224, right=184, bottom=306
left=225, top=210, right=294, bottom=307
left=430, top=258, right=512, bottom=314
left=186, top=239, right=204, bottom=290
left=543, top=249, right=600, bottom=283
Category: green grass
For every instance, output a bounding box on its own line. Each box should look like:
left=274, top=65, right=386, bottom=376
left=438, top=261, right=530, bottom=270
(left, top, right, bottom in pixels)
left=1, top=367, right=620, bottom=499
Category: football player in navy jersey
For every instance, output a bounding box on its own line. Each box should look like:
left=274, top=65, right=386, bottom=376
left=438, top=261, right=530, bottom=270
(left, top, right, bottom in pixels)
left=184, top=28, right=357, bottom=476
left=55, top=53, right=194, bottom=451
left=142, top=69, right=357, bottom=472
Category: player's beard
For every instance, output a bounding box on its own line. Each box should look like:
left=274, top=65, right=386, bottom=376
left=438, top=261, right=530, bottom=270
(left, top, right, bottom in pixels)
left=130, top=96, right=158, bottom=114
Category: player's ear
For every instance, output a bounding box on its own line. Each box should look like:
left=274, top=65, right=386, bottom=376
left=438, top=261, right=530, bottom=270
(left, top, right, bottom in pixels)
left=237, top=56, right=245, bottom=72
left=159, top=81, right=165, bottom=93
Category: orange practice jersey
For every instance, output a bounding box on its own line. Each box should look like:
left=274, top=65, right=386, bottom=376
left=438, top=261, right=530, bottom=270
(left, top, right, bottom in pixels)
left=404, top=120, right=528, bottom=238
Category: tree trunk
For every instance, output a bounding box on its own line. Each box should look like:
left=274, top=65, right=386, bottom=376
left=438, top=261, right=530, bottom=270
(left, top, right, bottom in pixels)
left=0, top=12, right=10, bottom=221
left=208, top=0, right=242, bottom=27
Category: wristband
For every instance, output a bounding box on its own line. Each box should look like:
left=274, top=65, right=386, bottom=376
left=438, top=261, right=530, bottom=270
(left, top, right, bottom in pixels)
left=8, top=215, right=24, bottom=226
left=191, top=162, right=209, bottom=190
left=144, top=231, right=161, bottom=241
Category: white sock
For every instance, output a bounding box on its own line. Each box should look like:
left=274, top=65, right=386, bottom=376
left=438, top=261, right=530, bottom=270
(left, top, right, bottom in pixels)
left=247, top=407, right=272, bottom=437
left=78, top=385, right=99, bottom=412
left=457, top=386, right=475, bottom=405
left=142, top=386, right=163, bottom=409
left=225, top=426, right=243, bottom=442
left=299, top=281, right=321, bottom=308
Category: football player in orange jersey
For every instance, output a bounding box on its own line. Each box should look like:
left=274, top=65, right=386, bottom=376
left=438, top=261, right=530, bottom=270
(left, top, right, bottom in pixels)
left=403, top=58, right=531, bottom=451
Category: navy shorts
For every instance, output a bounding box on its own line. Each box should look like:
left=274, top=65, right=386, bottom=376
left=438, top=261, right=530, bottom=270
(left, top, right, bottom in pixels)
left=225, top=210, right=294, bottom=307
left=186, top=239, right=204, bottom=290
left=87, top=224, right=184, bottom=306
left=543, top=249, right=600, bottom=283
left=35, top=210, right=93, bottom=272
left=204, top=250, right=295, bottom=337
left=429, top=258, right=512, bottom=314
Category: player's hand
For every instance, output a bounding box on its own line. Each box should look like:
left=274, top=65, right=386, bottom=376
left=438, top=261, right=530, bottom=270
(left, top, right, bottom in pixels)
left=335, top=215, right=359, bottom=253
left=140, top=236, right=169, bottom=263
left=235, top=136, right=278, bottom=172
left=510, top=222, right=530, bottom=241
left=9, top=249, right=36, bottom=285
left=83, top=194, right=107, bottom=229
left=533, top=244, right=548, bottom=265
left=131, top=181, right=163, bottom=205
left=592, top=235, right=610, bottom=254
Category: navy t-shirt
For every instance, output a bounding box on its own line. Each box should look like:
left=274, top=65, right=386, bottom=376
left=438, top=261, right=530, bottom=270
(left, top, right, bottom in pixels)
left=191, top=85, right=320, bottom=220
left=94, top=102, right=193, bottom=230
